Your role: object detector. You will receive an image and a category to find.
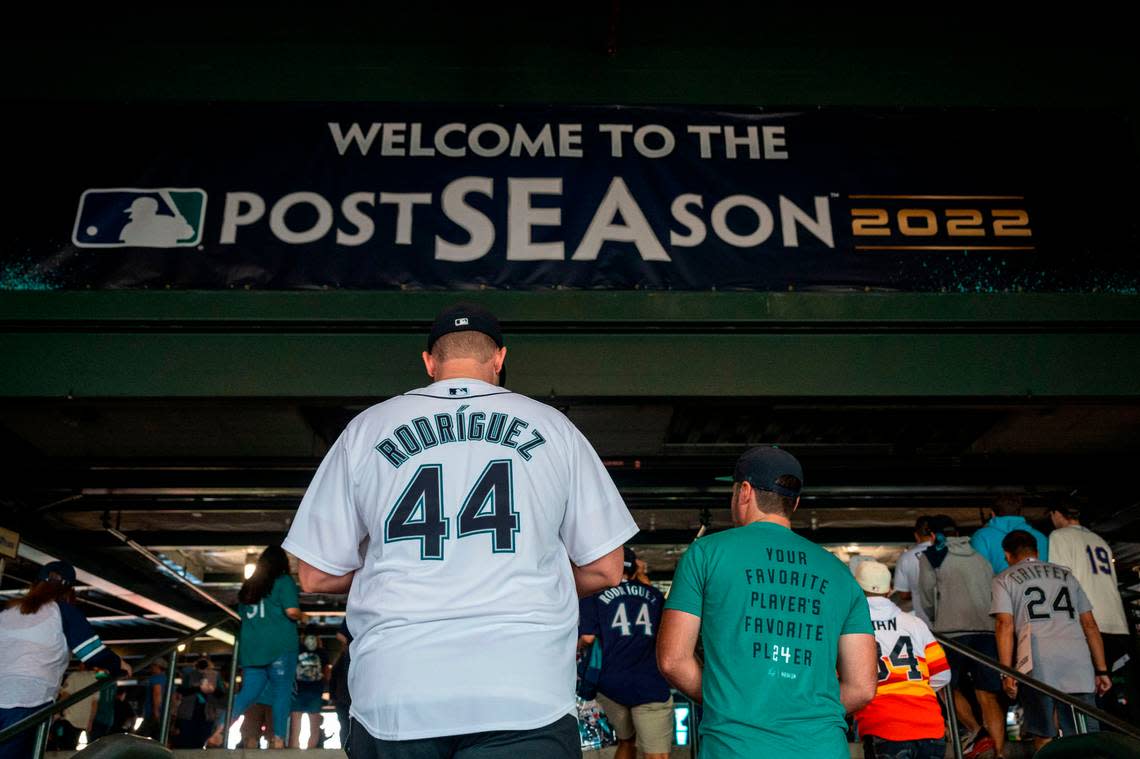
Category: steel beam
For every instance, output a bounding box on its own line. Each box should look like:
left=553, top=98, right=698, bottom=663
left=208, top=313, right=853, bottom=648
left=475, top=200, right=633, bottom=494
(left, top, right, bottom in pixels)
left=16, top=542, right=234, bottom=645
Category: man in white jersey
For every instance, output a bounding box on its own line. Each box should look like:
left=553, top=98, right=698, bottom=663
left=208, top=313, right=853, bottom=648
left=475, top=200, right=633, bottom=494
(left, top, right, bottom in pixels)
left=1046, top=497, right=1137, bottom=720
left=283, top=303, right=638, bottom=758
left=991, top=530, right=1112, bottom=752
left=891, top=516, right=934, bottom=623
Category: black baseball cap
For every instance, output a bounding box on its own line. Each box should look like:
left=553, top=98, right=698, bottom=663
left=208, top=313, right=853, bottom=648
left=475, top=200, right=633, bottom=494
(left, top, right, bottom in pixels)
left=623, top=546, right=637, bottom=571
left=427, top=304, right=504, bottom=353
left=37, top=560, right=77, bottom=586
left=729, top=446, right=803, bottom=497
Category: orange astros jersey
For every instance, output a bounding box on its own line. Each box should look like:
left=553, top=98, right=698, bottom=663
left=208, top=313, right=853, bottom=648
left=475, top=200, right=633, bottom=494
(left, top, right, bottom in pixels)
left=854, top=597, right=951, bottom=742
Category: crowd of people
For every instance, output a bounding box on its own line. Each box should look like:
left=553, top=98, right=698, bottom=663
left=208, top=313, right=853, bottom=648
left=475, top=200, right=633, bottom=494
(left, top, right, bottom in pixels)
left=0, top=548, right=350, bottom=755
left=1, top=305, right=1136, bottom=759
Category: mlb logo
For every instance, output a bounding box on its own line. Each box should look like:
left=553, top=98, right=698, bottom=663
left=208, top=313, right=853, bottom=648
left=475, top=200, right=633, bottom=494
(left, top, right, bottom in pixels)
left=449, top=387, right=470, bottom=396
left=72, top=188, right=207, bottom=248
left=454, top=318, right=469, bottom=327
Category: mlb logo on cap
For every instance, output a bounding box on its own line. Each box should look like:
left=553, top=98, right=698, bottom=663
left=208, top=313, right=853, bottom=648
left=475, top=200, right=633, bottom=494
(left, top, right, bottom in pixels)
left=454, top=318, right=470, bottom=326
left=72, top=187, right=207, bottom=248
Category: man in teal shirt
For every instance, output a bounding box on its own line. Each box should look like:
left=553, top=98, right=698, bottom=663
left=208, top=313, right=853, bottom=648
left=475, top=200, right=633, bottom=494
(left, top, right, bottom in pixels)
left=657, top=447, right=877, bottom=758
left=970, top=495, right=1048, bottom=572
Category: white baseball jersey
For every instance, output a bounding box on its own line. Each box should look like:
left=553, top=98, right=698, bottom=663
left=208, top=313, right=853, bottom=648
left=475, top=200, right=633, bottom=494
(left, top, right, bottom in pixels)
left=991, top=558, right=1095, bottom=693
left=1048, top=525, right=1129, bottom=635
left=283, top=378, right=638, bottom=741
left=892, top=541, right=933, bottom=624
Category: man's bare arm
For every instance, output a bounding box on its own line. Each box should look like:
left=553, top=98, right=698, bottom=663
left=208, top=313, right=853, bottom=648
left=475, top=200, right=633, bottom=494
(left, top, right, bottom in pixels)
left=837, top=633, right=878, bottom=713
left=993, top=612, right=1017, bottom=697
left=572, top=546, right=623, bottom=597
left=298, top=559, right=354, bottom=594
left=993, top=612, right=1015, bottom=668
left=1079, top=610, right=1113, bottom=695
left=657, top=609, right=703, bottom=703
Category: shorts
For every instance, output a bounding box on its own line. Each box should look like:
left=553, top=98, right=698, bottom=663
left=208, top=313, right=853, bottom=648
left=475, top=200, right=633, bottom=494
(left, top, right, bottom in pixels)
left=292, top=685, right=325, bottom=714
left=944, top=633, right=1002, bottom=693
left=346, top=714, right=579, bottom=759
left=1020, top=687, right=1097, bottom=738
left=595, top=693, right=674, bottom=755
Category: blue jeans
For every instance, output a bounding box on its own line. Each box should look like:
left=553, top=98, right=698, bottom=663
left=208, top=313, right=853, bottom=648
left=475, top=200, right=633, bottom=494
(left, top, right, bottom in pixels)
left=864, top=736, right=946, bottom=759
left=0, top=704, right=49, bottom=759
left=231, top=652, right=295, bottom=740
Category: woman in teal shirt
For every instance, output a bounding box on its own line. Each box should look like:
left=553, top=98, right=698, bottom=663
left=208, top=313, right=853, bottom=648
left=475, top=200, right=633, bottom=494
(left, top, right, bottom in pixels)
left=229, top=546, right=302, bottom=749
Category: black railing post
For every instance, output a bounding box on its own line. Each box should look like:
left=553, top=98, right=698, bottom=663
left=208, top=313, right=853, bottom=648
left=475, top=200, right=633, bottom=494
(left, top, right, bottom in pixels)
left=941, top=687, right=964, bottom=759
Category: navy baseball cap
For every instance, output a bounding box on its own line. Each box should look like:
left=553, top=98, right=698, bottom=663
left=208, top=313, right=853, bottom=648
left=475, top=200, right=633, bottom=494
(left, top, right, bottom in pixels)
left=37, top=560, right=77, bottom=586
left=427, top=304, right=504, bottom=353
left=623, top=546, right=637, bottom=570
left=729, top=446, right=803, bottom=497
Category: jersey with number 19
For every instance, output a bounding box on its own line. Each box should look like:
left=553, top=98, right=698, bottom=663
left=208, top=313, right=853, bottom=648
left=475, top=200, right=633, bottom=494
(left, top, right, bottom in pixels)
left=1047, top=525, right=1129, bottom=635
left=283, top=378, right=638, bottom=741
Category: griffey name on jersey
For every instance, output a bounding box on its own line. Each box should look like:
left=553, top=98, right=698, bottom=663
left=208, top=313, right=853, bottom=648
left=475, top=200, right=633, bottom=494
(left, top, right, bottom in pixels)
left=1005, top=563, right=1071, bottom=585
left=374, top=404, right=547, bottom=468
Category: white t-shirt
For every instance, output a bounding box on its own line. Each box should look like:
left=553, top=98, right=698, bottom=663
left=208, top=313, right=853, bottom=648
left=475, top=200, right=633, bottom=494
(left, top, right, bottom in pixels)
left=892, top=541, right=933, bottom=624
left=0, top=603, right=69, bottom=708
left=283, top=378, right=639, bottom=740
left=1048, top=525, right=1129, bottom=636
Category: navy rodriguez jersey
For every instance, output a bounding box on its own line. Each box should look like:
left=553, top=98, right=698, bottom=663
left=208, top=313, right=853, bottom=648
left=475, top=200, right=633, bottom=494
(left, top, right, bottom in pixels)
left=579, top=579, right=671, bottom=706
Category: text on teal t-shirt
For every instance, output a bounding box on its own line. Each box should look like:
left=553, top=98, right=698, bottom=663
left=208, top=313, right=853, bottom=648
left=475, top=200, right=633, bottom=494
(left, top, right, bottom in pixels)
left=238, top=574, right=300, bottom=666
left=665, top=521, right=873, bottom=759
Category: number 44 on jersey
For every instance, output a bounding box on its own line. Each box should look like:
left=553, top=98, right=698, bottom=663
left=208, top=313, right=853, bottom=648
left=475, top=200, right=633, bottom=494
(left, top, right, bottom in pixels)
left=385, top=461, right=520, bottom=560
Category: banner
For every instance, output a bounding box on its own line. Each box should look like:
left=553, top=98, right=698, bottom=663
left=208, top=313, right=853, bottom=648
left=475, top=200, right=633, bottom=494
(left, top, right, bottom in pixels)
left=3, top=104, right=1137, bottom=292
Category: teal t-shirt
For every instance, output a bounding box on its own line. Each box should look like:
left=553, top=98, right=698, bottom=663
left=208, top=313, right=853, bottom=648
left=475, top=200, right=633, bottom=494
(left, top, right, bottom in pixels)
left=665, top=522, right=873, bottom=759
left=238, top=575, right=301, bottom=666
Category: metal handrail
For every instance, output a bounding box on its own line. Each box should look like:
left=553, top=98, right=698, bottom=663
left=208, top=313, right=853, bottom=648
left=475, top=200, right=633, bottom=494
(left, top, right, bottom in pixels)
left=103, top=525, right=240, bottom=621
left=0, top=613, right=236, bottom=746
left=935, top=634, right=1140, bottom=741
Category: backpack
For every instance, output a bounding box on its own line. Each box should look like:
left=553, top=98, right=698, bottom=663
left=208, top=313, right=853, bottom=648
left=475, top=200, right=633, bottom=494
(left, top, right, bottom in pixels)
left=296, top=650, right=323, bottom=683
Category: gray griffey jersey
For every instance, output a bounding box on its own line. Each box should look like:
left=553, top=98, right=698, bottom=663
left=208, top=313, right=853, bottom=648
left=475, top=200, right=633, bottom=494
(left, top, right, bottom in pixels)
left=284, top=378, right=638, bottom=741
left=991, top=558, right=1095, bottom=693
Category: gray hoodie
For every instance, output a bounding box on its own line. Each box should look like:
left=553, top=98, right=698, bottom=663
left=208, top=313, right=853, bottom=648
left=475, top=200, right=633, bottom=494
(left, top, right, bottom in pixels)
left=917, top=536, right=995, bottom=636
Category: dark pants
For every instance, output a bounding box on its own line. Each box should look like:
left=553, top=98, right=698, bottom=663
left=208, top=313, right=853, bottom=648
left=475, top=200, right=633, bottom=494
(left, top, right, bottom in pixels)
left=0, top=703, right=49, bottom=759
left=347, top=714, right=581, bottom=759
left=336, top=703, right=352, bottom=742
left=863, top=736, right=947, bottom=759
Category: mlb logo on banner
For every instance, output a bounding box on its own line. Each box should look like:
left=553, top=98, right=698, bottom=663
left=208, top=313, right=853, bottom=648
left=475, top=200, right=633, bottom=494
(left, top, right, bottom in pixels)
left=72, top=188, right=207, bottom=248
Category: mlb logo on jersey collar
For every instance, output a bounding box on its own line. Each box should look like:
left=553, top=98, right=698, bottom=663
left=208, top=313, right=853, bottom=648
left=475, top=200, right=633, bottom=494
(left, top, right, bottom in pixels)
left=449, top=387, right=470, bottom=396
